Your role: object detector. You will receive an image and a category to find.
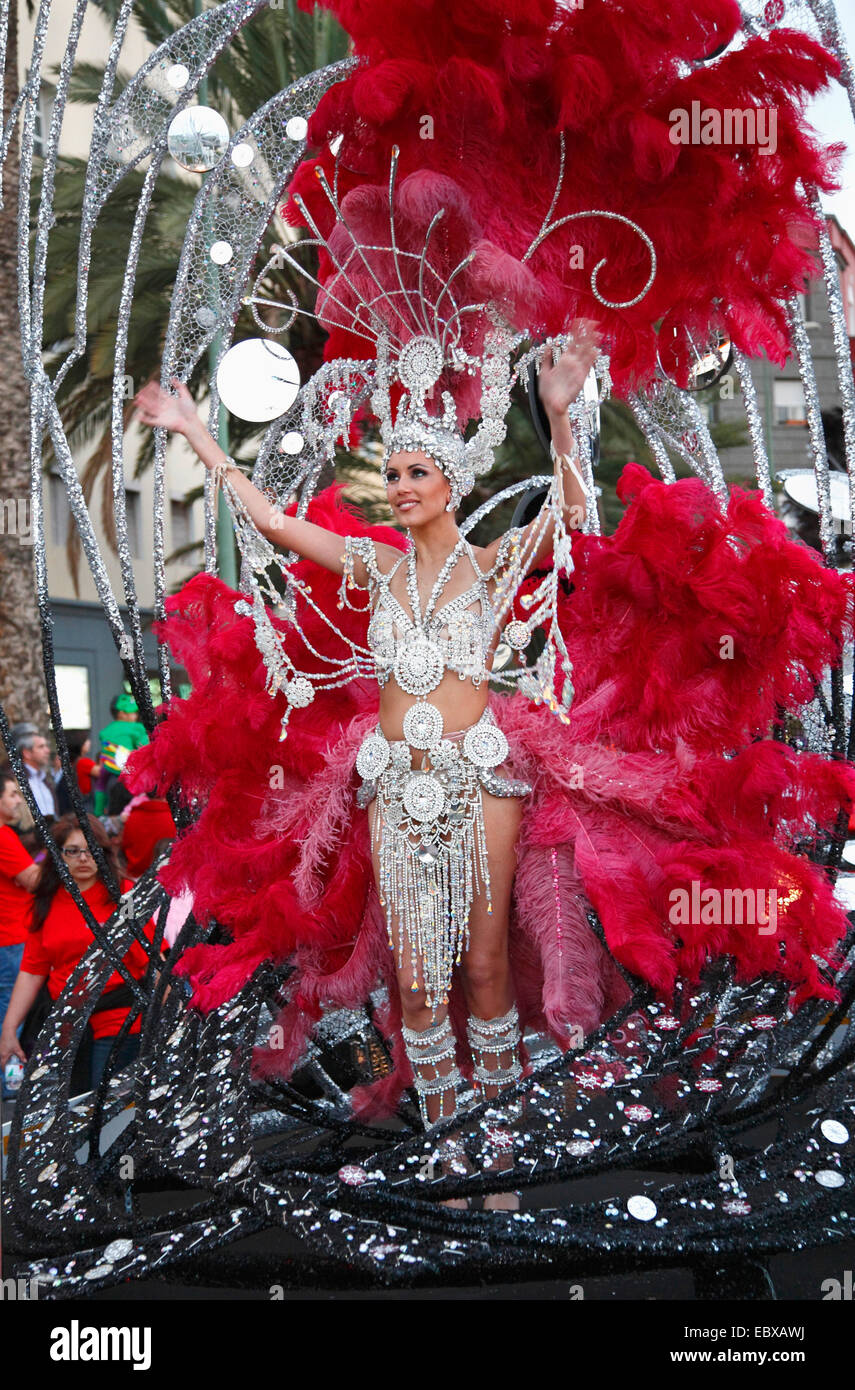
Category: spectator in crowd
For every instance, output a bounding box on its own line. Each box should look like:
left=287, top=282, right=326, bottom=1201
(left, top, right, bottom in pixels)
left=94, top=695, right=149, bottom=814
left=0, top=768, right=40, bottom=1098
left=9, top=721, right=38, bottom=747
left=0, top=814, right=158, bottom=1091
left=52, top=751, right=73, bottom=816
left=17, top=730, right=58, bottom=823
left=6, top=725, right=38, bottom=846
left=99, top=780, right=133, bottom=850
left=73, top=737, right=101, bottom=814
left=51, top=738, right=102, bottom=817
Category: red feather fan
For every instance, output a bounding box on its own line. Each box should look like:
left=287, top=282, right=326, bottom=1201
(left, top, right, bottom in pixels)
left=283, top=0, right=843, bottom=408
left=124, top=3, right=853, bottom=1114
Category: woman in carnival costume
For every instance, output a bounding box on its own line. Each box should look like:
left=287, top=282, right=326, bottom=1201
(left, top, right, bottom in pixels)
left=134, top=327, right=598, bottom=1145
left=128, top=0, right=855, bottom=1158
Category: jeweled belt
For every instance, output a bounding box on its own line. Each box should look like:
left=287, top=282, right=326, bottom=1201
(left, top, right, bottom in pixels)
left=355, top=702, right=531, bottom=1009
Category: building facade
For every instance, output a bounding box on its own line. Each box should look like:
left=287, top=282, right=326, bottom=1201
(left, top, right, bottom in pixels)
left=19, top=4, right=205, bottom=745
left=706, top=215, right=855, bottom=483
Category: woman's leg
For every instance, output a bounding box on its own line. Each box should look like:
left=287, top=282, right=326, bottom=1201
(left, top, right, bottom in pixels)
left=459, top=786, right=523, bottom=1077
left=0, top=943, right=25, bottom=1100
left=459, top=787, right=525, bottom=1210
left=366, top=797, right=462, bottom=1128
left=90, top=1032, right=140, bottom=1091
left=367, top=795, right=470, bottom=1207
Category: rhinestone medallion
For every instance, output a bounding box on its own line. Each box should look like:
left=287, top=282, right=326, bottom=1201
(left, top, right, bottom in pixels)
left=403, top=701, right=444, bottom=749
left=394, top=633, right=445, bottom=694
left=463, top=722, right=509, bottom=769
left=505, top=619, right=529, bottom=650
left=403, top=773, right=446, bottom=822
left=356, top=732, right=391, bottom=779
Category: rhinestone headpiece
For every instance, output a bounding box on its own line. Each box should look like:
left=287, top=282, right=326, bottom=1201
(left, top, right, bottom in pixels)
left=371, top=320, right=514, bottom=511
left=281, top=141, right=652, bottom=507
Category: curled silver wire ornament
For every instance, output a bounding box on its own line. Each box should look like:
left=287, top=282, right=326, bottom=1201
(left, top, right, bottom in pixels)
left=523, top=207, right=657, bottom=309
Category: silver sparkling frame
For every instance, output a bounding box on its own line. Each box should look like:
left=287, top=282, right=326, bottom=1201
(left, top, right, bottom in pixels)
left=0, top=0, right=853, bottom=1298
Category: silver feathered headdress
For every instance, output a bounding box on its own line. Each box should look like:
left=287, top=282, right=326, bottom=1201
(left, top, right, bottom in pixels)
left=282, top=149, right=525, bottom=508
left=274, top=140, right=652, bottom=506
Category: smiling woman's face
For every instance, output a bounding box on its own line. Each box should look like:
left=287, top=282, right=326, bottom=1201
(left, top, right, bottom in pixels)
left=385, top=450, right=451, bottom=523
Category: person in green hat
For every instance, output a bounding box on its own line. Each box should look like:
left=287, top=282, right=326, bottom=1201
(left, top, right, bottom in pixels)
left=94, top=694, right=149, bottom=814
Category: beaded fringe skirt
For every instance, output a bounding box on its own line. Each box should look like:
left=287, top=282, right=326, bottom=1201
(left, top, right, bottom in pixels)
left=355, top=705, right=532, bottom=1012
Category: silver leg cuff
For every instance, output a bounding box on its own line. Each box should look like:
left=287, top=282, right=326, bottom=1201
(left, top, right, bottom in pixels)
left=467, top=1004, right=522, bottom=1094
left=402, top=1013, right=462, bottom=1128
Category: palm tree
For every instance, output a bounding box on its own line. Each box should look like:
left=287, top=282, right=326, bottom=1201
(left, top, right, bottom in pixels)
left=0, top=0, right=49, bottom=728
left=35, top=0, right=348, bottom=589
left=37, top=0, right=749, bottom=588
left=440, top=384, right=747, bottom=543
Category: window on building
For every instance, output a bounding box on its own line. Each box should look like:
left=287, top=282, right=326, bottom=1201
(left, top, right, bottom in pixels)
left=696, top=395, right=719, bottom=426
left=28, top=71, right=55, bottom=160
left=774, top=380, right=806, bottom=426
left=55, top=665, right=91, bottom=729
left=48, top=470, right=71, bottom=547
left=796, top=288, right=820, bottom=328
left=125, top=489, right=142, bottom=557
left=170, top=498, right=193, bottom=555
left=847, top=282, right=855, bottom=337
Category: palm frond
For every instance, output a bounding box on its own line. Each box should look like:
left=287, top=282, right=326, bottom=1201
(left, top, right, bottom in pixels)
left=35, top=2, right=349, bottom=504
left=49, top=61, right=134, bottom=105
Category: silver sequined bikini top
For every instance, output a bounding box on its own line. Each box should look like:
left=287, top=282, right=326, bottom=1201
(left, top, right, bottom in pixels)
left=343, top=531, right=523, bottom=688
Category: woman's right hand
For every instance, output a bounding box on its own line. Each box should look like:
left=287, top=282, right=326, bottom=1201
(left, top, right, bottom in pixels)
left=133, top=376, right=200, bottom=436
left=0, top=1030, right=27, bottom=1070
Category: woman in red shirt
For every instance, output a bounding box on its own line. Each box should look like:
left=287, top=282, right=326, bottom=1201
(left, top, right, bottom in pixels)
left=73, top=737, right=101, bottom=814
left=0, top=814, right=157, bottom=1090
left=120, top=791, right=176, bottom=878
left=0, top=767, right=40, bottom=1098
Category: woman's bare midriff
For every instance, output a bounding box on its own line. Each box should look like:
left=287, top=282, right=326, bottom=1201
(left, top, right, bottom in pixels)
left=378, top=667, right=492, bottom=741
left=377, top=675, right=516, bottom=780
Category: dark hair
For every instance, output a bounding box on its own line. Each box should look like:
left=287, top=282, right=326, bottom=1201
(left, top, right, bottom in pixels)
left=107, top=780, right=134, bottom=817
left=0, top=764, right=19, bottom=796
left=30, top=814, right=120, bottom=932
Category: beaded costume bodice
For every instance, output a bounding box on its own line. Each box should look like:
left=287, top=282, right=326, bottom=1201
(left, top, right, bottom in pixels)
left=342, top=531, right=522, bottom=691
left=370, top=546, right=496, bottom=686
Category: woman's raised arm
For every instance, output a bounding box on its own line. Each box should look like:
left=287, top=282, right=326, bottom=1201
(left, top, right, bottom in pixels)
left=133, top=377, right=360, bottom=577
left=480, top=323, right=600, bottom=575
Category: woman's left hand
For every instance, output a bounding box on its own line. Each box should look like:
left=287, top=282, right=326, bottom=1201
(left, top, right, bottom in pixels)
left=538, top=320, right=601, bottom=418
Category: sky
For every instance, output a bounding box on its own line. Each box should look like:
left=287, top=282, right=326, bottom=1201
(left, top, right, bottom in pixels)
left=806, top=5, right=855, bottom=237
